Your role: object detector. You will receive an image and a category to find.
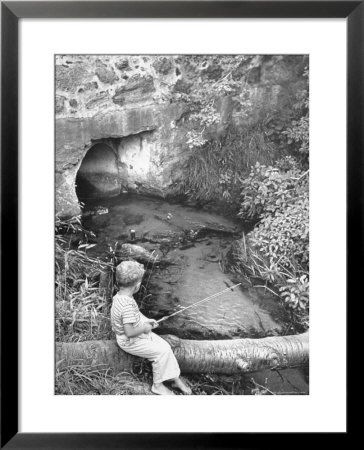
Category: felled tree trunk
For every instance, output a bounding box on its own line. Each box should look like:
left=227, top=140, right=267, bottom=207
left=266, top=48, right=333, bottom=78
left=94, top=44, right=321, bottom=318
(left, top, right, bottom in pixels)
left=56, top=332, right=308, bottom=375
left=165, top=333, right=309, bottom=373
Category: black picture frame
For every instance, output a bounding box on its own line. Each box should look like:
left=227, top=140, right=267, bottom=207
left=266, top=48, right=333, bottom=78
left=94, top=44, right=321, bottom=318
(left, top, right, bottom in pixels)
left=1, top=1, right=358, bottom=448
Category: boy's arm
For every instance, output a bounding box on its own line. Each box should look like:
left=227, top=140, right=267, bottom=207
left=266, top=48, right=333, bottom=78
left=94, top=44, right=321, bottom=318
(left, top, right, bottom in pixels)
left=120, top=302, right=159, bottom=337
left=124, top=321, right=156, bottom=338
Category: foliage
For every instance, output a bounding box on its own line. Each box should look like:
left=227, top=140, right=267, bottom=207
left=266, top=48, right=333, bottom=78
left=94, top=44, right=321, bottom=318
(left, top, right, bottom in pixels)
left=172, top=125, right=278, bottom=208
left=55, top=364, right=265, bottom=395
left=281, top=66, right=309, bottom=161
left=238, top=157, right=306, bottom=219
left=279, top=274, right=309, bottom=312
left=55, top=364, right=114, bottom=395
left=55, top=216, right=114, bottom=342
left=250, top=190, right=309, bottom=271
left=258, top=64, right=309, bottom=166
left=228, top=156, right=309, bottom=328
left=55, top=364, right=151, bottom=395
left=171, top=56, right=308, bottom=211
left=283, top=115, right=309, bottom=157
left=171, top=55, right=254, bottom=150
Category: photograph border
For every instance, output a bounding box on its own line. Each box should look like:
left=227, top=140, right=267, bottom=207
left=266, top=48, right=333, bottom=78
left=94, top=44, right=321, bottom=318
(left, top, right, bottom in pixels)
left=1, top=1, right=359, bottom=447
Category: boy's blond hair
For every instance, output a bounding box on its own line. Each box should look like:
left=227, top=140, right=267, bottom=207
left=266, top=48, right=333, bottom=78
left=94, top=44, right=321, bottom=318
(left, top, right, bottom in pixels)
left=116, top=260, right=145, bottom=287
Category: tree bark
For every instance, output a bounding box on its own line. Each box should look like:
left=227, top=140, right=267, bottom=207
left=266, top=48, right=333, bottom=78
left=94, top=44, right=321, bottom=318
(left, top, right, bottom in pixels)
left=56, top=332, right=308, bottom=375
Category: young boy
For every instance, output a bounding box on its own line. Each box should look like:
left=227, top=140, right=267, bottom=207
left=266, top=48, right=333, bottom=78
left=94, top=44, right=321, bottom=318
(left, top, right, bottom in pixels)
left=111, top=260, right=192, bottom=395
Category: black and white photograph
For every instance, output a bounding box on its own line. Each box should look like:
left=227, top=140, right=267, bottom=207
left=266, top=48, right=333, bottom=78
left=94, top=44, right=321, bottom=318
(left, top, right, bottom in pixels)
left=55, top=54, right=309, bottom=396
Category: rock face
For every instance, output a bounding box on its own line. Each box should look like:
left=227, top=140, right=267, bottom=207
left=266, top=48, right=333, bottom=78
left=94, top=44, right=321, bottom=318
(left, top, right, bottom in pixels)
left=56, top=55, right=307, bottom=217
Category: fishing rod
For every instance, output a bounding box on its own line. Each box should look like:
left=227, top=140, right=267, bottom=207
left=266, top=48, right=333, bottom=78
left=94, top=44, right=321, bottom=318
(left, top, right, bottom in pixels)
left=156, top=283, right=242, bottom=323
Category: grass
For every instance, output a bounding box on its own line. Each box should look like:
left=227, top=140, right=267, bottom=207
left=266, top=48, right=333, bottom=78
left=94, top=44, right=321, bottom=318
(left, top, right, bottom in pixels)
left=55, top=216, right=115, bottom=342
left=171, top=124, right=280, bottom=208
left=55, top=361, right=265, bottom=395
left=56, top=355, right=308, bottom=395
left=55, top=364, right=153, bottom=395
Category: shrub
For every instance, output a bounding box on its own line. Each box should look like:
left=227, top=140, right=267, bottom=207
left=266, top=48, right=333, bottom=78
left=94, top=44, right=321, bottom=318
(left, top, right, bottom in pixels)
left=232, top=156, right=309, bottom=328
left=282, top=66, right=309, bottom=163
left=238, top=157, right=305, bottom=220
left=171, top=55, right=253, bottom=150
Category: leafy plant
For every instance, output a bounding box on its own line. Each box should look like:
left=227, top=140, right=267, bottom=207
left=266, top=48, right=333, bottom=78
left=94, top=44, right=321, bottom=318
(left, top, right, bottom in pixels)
left=282, top=66, right=309, bottom=161
left=238, top=157, right=305, bottom=219
left=171, top=55, right=254, bottom=150
left=283, top=115, right=309, bottom=156
left=229, top=156, right=309, bottom=328
left=171, top=57, right=308, bottom=211
left=280, top=275, right=309, bottom=312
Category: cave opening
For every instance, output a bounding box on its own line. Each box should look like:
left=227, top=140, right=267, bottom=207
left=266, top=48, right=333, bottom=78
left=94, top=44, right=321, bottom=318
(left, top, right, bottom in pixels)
left=75, top=142, right=120, bottom=201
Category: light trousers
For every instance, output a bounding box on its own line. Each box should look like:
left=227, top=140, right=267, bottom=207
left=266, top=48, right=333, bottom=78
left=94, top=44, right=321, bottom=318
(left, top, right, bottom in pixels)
left=117, top=332, right=180, bottom=383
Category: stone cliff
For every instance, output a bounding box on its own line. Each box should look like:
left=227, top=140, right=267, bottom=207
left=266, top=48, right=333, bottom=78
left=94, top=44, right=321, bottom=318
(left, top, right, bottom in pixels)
left=55, top=55, right=306, bottom=216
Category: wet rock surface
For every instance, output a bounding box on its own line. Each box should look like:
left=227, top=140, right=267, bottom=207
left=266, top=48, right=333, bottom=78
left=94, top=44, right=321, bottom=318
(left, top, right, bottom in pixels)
left=83, top=194, right=289, bottom=340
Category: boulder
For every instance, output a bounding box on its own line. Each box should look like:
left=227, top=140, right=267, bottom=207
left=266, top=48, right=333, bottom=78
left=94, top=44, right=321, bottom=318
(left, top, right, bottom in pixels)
left=116, top=243, right=159, bottom=264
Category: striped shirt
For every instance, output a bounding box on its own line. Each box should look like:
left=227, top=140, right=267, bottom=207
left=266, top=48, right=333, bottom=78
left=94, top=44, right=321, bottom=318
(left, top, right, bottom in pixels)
left=111, top=294, right=141, bottom=339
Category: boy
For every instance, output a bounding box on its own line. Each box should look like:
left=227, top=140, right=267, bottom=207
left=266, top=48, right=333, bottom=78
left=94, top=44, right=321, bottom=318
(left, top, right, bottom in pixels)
left=111, top=260, right=192, bottom=395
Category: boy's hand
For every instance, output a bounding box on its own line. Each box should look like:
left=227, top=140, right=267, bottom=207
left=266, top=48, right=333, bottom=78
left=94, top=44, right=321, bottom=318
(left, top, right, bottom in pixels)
left=146, top=319, right=159, bottom=329
left=143, top=322, right=153, bottom=333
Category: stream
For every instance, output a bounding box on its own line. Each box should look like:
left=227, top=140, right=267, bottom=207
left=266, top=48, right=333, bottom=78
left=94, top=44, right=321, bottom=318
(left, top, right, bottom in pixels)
left=81, top=193, right=309, bottom=394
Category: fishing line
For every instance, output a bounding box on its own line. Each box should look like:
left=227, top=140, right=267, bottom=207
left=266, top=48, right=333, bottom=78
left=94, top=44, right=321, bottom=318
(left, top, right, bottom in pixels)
left=156, top=283, right=242, bottom=323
